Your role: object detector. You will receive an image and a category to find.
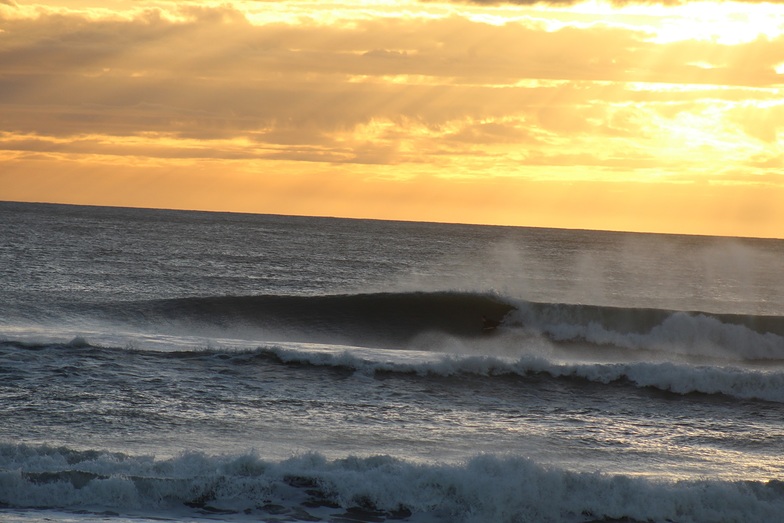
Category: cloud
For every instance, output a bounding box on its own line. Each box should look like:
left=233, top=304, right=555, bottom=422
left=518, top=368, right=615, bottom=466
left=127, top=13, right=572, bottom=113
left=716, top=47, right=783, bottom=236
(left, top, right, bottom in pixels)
left=426, top=0, right=784, bottom=5
left=3, top=7, right=781, bottom=84
left=1, top=2, right=782, bottom=199
left=2, top=10, right=781, bottom=136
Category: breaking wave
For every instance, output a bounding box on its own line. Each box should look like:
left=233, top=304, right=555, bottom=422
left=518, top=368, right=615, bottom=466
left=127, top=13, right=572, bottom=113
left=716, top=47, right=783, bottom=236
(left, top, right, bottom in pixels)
left=99, top=291, right=784, bottom=360
left=2, top=444, right=783, bottom=523
left=5, top=336, right=783, bottom=404
left=261, top=344, right=784, bottom=404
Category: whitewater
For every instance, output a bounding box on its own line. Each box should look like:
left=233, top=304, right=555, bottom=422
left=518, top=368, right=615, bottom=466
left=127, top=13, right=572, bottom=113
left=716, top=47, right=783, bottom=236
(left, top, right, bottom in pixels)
left=1, top=201, right=784, bottom=523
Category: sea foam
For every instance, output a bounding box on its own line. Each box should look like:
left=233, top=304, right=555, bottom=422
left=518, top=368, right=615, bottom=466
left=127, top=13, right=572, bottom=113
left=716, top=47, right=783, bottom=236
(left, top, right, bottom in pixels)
left=1, top=444, right=782, bottom=523
left=265, top=344, right=784, bottom=403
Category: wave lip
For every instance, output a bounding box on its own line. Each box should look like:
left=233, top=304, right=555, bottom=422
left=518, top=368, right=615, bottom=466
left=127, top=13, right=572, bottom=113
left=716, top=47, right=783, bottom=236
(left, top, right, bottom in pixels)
left=2, top=444, right=783, bottom=523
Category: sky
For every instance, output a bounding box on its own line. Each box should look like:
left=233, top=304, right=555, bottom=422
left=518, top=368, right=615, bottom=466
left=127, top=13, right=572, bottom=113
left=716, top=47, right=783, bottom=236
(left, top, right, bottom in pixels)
left=1, top=0, right=783, bottom=238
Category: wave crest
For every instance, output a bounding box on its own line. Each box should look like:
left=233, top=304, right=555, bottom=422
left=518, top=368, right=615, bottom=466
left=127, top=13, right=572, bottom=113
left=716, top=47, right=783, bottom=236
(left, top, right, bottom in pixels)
left=263, top=345, right=784, bottom=403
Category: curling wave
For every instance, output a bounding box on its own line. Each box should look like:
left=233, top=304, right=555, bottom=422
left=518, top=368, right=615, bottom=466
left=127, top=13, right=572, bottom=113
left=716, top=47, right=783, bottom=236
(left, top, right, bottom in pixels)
left=102, top=291, right=784, bottom=359
left=108, top=291, right=516, bottom=348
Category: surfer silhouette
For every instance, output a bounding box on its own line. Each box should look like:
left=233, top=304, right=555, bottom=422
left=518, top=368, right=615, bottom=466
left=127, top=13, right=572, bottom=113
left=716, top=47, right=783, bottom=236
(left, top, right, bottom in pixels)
left=481, top=315, right=501, bottom=332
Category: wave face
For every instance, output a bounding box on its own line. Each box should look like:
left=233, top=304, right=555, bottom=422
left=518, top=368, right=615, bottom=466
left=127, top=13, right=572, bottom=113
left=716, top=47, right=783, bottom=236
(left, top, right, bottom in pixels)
left=98, top=291, right=784, bottom=360
left=3, top=444, right=784, bottom=523
left=106, top=291, right=517, bottom=348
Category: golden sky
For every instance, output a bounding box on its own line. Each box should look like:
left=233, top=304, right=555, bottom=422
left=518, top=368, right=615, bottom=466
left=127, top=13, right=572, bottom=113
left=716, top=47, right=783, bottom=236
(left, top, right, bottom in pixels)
left=1, top=0, right=783, bottom=238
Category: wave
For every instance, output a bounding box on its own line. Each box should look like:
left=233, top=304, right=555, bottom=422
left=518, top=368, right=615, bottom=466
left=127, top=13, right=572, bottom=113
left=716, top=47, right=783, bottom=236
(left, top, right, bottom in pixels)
left=3, top=330, right=784, bottom=403
left=5, top=331, right=784, bottom=407
left=105, top=291, right=517, bottom=348
left=513, top=301, right=784, bottom=361
left=260, top=344, right=784, bottom=404
left=95, top=291, right=784, bottom=360
left=1, top=443, right=782, bottom=523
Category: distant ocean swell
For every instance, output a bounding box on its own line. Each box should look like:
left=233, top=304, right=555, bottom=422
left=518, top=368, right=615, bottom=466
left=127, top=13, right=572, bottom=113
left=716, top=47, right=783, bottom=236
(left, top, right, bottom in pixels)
left=2, top=444, right=783, bottom=523
left=100, top=291, right=784, bottom=359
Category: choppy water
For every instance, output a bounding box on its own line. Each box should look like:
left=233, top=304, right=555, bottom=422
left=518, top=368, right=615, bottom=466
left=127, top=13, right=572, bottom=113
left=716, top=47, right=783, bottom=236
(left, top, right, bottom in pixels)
left=1, top=201, right=784, bottom=522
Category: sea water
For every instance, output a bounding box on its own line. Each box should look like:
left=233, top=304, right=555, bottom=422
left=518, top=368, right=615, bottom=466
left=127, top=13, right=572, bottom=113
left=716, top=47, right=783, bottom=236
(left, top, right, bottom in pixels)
left=1, top=201, right=783, bottom=522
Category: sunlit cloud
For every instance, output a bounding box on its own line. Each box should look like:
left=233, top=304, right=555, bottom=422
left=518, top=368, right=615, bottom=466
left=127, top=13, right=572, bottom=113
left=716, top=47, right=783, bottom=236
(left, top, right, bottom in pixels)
left=1, top=0, right=783, bottom=237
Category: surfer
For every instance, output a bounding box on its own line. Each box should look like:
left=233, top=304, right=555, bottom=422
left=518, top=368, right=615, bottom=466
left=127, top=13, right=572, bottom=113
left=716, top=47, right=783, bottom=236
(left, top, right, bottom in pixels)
left=481, top=315, right=501, bottom=332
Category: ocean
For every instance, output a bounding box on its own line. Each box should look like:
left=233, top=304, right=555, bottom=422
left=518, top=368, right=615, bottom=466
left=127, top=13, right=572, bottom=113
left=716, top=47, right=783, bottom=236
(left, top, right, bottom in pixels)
left=1, top=201, right=783, bottom=523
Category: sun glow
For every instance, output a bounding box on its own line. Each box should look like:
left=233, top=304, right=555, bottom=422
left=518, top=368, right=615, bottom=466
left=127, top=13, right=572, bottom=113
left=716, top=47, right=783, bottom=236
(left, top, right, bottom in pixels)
left=2, top=0, right=784, bottom=238
left=644, top=1, right=784, bottom=44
